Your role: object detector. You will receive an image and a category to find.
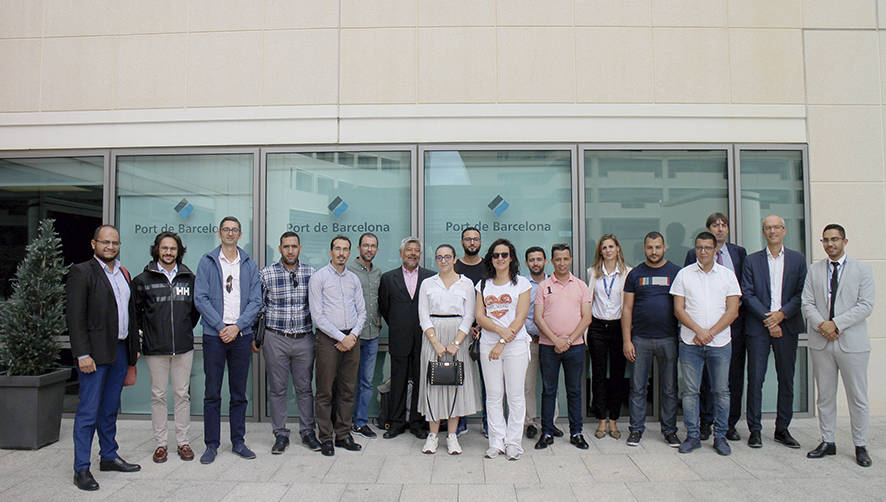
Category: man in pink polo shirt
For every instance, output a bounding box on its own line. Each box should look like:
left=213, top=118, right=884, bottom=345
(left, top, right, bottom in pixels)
left=533, top=243, right=593, bottom=450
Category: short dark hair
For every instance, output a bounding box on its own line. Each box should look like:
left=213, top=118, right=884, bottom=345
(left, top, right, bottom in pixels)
left=330, top=235, right=351, bottom=250
left=219, top=216, right=241, bottom=230
left=150, top=232, right=186, bottom=264
left=358, top=232, right=378, bottom=247
left=823, top=223, right=846, bottom=239
left=280, top=231, right=300, bottom=244
left=461, top=227, right=481, bottom=239
left=550, top=243, right=571, bottom=257
left=695, top=231, right=717, bottom=246
left=525, top=246, right=546, bottom=260
left=93, top=224, right=118, bottom=240
left=705, top=212, right=729, bottom=229
left=644, top=231, right=665, bottom=245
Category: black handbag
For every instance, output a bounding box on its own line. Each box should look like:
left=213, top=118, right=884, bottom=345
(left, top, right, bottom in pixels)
left=468, top=336, right=480, bottom=361
left=427, top=355, right=464, bottom=386
left=252, top=310, right=266, bottom=348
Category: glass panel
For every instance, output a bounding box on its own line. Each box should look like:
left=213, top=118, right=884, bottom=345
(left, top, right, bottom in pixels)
left=115, top=153, right=254, bottom=414
left=424, top=150, right=573, bottom=270
left=739, top=150, right=805, bottom=255
left=584, top=150, right=728, bottom=268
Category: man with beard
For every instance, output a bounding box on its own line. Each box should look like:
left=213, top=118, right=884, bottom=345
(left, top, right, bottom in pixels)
left=622, top=231, right=682, bottom=448
left=259, top=232, right=322, bottom=454
left=454, top=227, right=487, bottom=435
left=67, top=225, right=141, bottom=491
left=347, top=232, right=382, bottom=439
left=132, top=232, right=200, bottom=464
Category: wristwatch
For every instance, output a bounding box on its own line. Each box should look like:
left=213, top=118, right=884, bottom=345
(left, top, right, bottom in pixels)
left=499, top=338, right=506, bottom=344
left=454, top=339, right=461, bottom=346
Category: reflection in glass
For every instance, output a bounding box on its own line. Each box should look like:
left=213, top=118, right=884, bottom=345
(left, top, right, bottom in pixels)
left=739, top=150, right=805, bottom=255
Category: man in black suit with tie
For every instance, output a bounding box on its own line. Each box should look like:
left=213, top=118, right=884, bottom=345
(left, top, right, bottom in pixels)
left=741, top=215, right=807, bottom=449
left=67, top=225, right=141, bottom=491
left=379, top=237, right=434, bottom=439
left=684, top=212, right=747, bottom=441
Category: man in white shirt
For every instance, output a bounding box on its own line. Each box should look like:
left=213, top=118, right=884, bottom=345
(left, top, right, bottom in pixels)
left=670, top=232, right=741, bottom=456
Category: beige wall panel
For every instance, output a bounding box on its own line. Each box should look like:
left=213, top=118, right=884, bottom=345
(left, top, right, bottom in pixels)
left=189, top=0, right=263, bottom=32
left=264, top=0, right=339, bottom=29
left=726, top=0, right=801, bottom=28
left=729, top=29, right=804, bottom=104
left=881, top=0, right=886, bottom=28
left=418, top=28, right=496, bottom=103
left=866, top=261, right=886, bottom=339
left=496, top=0, right=573, bottom=26
left=497, top=28, right=575, bottom=102
left=865, top=337, right=886, bottom=414
left=262, top=29, right=339, bottom=105
left=804, top=30, right=879, bottom=105
left=0, top=0, right=43, bottom=38
left=574, top=0, right=651, bottom=26
left=42, top=36, right=115, bottom=111
left=575, top=28, right=653, bottom=102
left=115, top=34, right=187, bottom=109
left=418, top=0, right=495, bottom=27
left=808, top=182, right=886, bottom=261
left=803, top=0, right=876, bottom=29
left=341, top=0, right=417, bottom=28
left=0, top=39, right=40, bottom=111
left=653, top=28, right=730, bottom=103
left=340, top=29, right=417, bottom=104
left=651, top=0, right=726, bottom=27
left=807, top=106, right=884, bottom=182
left=187, top=31, right=261, bottom=107
left=44, top=0, right=186, bottom=36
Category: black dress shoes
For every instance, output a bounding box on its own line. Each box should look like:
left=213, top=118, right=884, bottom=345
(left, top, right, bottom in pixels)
left=320, top=440, right=335, bottom=457
left=526, top=424, right=538, bottom=439
left=73, top=470, right=99, bottom=491
left=410, top=427, right=429, bottom=440
left=383, top=427, right=404, bottom=439
left=570, top=434, right=590, bottom=450
left=551, top=426, right=564, bottom=438
left=725, top=428, right=741, bottom=441
left=302, top=431, right=322, bottom=451
left=99, top=457, right=141, bottom=472
left=334, top=435, right=363, bottom=452
left=856, top=446, right=872, bottom=467
left=807, top=441, right=836, bottom=458
left=272, top=435, right=289, bottom=454
left=534, top=433, right=553, bottom=450
left=773, top=430, right=800, bottom=449
left=747, top=431, right=762, bottom=448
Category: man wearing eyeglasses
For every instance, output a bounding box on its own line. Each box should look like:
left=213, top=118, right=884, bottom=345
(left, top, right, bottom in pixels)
left=670, top=231, right=741, bottom=456
left=741, top=215, right=807, bottom=450
left=259, top=231, right=321, bottom=454
left=194, top=216, right=262, bottom=464
left=68, top=225, right=141, bottom=491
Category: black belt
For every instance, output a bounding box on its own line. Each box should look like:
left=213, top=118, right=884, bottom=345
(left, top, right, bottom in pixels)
left=430, top=314, right=462, bottom=318
left=268, top=327, right=312, bottom=339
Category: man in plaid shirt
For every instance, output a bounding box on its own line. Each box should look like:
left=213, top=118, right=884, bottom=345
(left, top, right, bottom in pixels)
left=259, top=231, right=321, bottom=454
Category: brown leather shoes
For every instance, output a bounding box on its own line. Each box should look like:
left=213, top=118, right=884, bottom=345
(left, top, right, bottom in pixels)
left=152, top=446, right=168, bottom=463
left=177, top=444, right=195, bottom=461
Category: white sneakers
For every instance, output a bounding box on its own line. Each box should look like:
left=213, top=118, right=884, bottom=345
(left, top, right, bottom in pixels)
left=447, top=434, right=462, bottom=455
left=484, top=447, right=502, bottom=459
left=422, top=433, right=438, bottom=454
left=505, top=445, right=521, bottom=461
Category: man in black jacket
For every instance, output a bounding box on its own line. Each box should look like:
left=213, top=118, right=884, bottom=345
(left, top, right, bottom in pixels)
left=132, top=232, right=200, bottom=464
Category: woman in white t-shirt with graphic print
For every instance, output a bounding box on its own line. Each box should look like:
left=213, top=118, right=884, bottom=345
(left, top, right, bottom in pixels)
left=475, top=238, right=531, bottom=461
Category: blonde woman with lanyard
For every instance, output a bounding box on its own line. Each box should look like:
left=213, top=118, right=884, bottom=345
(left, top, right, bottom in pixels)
left=417, top=244, right=482, bottom=455
left=587, top=234, right=631, bottom=440
left=475, top=238, right=531, bottom=460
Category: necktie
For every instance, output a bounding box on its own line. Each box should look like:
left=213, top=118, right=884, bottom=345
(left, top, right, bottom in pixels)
left=828, top=261, right=839, bottom=320
left=716, top=249, right=723, bottom=265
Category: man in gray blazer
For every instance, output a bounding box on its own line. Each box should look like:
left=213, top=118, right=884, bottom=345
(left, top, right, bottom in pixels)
left=801, top=224, right=875, bottom=467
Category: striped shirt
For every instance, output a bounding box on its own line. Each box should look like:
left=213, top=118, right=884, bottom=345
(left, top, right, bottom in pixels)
left=259, top=261, right=314, bottom=335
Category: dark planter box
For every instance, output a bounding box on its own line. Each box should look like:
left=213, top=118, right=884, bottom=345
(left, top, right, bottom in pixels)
left=0, top=368, right=69, bottom=449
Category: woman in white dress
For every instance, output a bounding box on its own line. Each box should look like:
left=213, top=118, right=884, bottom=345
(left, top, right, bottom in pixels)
left=417, top=244, right=482, bottom=455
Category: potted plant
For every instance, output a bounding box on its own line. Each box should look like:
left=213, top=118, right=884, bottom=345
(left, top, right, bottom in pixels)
left=0, top=218, right=69, bottom=449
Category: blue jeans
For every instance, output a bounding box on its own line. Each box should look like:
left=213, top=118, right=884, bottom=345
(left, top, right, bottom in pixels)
left=73, top=341, right=128, bottom=472
left=203, top=333, right=253, bottom=449
left=353, top=337, right=379, bottom=428
left=679, top=342, right=731, bottom=440
left=628, top=336, right=678, bottom=436
left=539, top=344, right=584, bottom=436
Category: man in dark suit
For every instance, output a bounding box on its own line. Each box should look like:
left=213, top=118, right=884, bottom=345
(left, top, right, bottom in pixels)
left=741, top=214, right=807, bottom=449
left=66, top=225, right=141, bottom=491
left=379, top=237, right=434, bottom=439
left=684, top=212, right=747, bottom=441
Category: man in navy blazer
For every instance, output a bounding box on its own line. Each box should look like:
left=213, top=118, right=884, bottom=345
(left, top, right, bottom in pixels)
left=66, top=225, right=141, bottom=491
left=741, top=214, right=807, bottom=449
left=379, top=237, right=434, bottom=439
left=684, top=212, right=747, bottom=441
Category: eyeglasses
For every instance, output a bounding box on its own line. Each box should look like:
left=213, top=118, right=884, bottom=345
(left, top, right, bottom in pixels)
left=492, top=252, right=510, bottom=259
left=95, top=240, right=120, bottom=247
left=695, top=246, right=715, bottom=252
left=821, top=237, right=844, bottom=244
left=225, top=275, right=233, bottom=293
left=220, top=227, right=241, bottom=235
left=290, top=271, right=299, bottom=289
left=462, top=237, right=480, bottom=243
left=435, top=255, right=453, bottom=262
left=763, top=225, right=785, bottom=232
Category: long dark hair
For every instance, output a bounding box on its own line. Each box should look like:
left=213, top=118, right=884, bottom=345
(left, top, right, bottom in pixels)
left=150, top=231, right=186, bottom=264
left=482, top=238, right=519, bottom=285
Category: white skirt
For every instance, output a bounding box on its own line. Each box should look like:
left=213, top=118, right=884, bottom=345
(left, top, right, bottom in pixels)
left=417, top=316, right=483, bottom=421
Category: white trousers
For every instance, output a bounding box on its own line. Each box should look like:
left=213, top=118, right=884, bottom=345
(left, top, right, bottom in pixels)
left=481, top=339, right=529, bottom=453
